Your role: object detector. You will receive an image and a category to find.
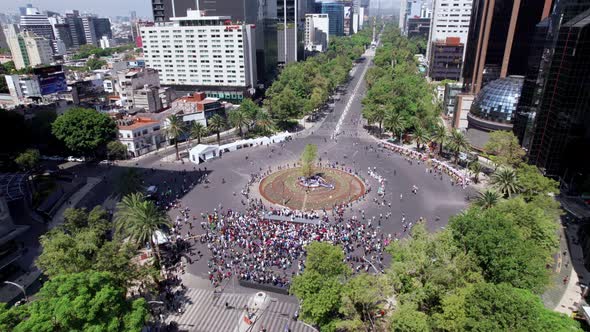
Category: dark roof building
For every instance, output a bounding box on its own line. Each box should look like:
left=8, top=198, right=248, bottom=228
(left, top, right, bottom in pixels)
left=466, top=76, right=524, bottom=149
left=462, top=0, right=553, bottom=94
left=526, top=6, right=590, bottom=182
left=428, top=37, right=463, bottom=82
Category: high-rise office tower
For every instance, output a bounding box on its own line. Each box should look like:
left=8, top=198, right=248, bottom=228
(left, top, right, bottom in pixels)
left=94, top=18, right=113, bottom=40
left=322, top=2, right=345, bottom=36
left=48, top=16, right=74, bottom=50
left=518, top=1, right=590, bottom=183
left=82, top=17, right=98, bottom=46
left=152, top=0, right=197, bottom=22
left=6, top=28, right=53, bottom=69
left=399, top=0, right=430, bottom=36
left=18, top=4, right=33, bottom=17
left=19, top=7, right=54, bottom=42
left=65, top=11, right=86, bottom=48
left=193, top=0, right=278, bottom=85
left=462, top=0, right=553, bottom=94
left=277, top=0, right=298, bottom=64
left=426, top=0, right=472, bottom=79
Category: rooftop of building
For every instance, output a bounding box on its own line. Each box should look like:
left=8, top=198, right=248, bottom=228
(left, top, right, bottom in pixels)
left=171, top=10, right=230, bottom=22
left=117, top=117, right=159, bottom=130
left=174, top=92, right=219, bottom=105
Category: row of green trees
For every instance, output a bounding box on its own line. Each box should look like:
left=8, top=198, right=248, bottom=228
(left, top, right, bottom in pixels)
left=71, top=44, right=136, bottom=60
left=292, top=160, right=574, bottom=331
left=264, top=30, right=373, bottom=128
left=362, top=26, right=439, bottom=138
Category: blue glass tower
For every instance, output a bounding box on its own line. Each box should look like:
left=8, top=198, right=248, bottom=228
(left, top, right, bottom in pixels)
left=321, top=2, right=344, bottom=36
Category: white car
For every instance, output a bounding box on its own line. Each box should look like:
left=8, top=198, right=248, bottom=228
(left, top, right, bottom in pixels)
left=67, top=156, right=85, bottom=162
left=99, top=160, right=112, bottom=165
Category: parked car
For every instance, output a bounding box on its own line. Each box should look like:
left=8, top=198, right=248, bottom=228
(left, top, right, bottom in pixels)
left=98, top=160, right=113, bottom=165
left=67, top=156, right=85, bottom=162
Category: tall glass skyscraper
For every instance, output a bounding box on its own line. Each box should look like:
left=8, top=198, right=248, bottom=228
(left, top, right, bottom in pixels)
left=321, top=2, right=344, bottom=36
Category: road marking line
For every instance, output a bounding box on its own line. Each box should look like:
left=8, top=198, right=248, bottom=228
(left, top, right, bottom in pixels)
left=333, top=54, right=371, bottom=137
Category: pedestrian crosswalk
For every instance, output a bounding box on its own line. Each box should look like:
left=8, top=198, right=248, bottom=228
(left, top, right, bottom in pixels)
left=165, top=287, right=316, bottom=332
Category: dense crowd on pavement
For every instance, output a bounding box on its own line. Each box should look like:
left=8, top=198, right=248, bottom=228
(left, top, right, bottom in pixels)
left=199, top=206, right=389, bottom=290
left=146, top=139, right=472, bottom=300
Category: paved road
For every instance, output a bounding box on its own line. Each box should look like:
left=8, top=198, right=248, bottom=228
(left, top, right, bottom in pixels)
left=133, top=45, right=471, bottom=286
left=62, top=43, right=471, bottom=330
left=163, top=287, right=313, bottom=332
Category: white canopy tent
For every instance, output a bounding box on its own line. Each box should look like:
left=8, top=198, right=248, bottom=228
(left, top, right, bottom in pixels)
left=189, top=144, right=220, bottom=164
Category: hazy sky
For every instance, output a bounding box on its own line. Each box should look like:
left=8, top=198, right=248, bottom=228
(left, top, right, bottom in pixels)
left=0, top=0, right=153, bottom=18
left=0, top=0, right=396, bottom=19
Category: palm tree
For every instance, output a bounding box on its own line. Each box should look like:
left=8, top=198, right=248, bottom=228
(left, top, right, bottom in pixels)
left=208, top=114, right=226, bottom=144
left=413, top=126, right=430, bottom=150
left=255, top=111, right=274, bottom=134
left=469, top=162, right=484, bottom=184
left=431, top=124, right=448, bottom=155
left=490, top=168, right=522, bottom=197
left=374, top=106, right=386, bottom=133
left=165, top=115, right=186, bottom=160
left=475, top=190, right=501, bottom=209
left=114, top=193, right=171, bottom=267
left=239, top=99, right=260, bottom=130
left=228, top=109, right=249, bottom=138
left=190, top=122, right=207, bottom=145
left=447, top=130, right=470, bottom=163
left=384, top=110, right=406, bottom=142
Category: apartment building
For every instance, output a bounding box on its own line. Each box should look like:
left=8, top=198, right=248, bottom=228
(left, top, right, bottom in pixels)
left=426, top=0, right=472, bottom=74
left=305, top=14, right=329, bottom=52
left=141, top=10, right=258, bottom=100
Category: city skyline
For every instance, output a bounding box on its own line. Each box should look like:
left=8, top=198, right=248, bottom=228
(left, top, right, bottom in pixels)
left=0, top=0, right=153, bottom=18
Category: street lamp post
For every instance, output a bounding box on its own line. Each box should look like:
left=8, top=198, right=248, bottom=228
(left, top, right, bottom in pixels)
left=4, top=281, right=27, bottom=303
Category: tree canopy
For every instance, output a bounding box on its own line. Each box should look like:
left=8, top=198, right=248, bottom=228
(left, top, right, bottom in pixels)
left=483, top=131, right=525, bottom=167
left=51, top=107, right=117, bottom=156
left=264, top=29, right=372, bottom=128
left=15, top=149, right=40, bottom=171
left=4, top=271, right=148, bottom=332
left=362, top=26, right=437, bottom=135
left=434, top=283, right=580, bottom=331
left=36, top=206, right=151, bottom=285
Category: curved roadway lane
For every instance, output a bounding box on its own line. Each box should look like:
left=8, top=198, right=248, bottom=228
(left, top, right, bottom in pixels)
left=134, top=46, right=471, bottom=236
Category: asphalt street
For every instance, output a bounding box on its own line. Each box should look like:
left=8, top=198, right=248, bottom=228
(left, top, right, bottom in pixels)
left=115, top=47, right=472, bottom=287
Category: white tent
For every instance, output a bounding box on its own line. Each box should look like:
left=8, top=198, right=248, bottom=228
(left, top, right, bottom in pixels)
left=220, top=140, right=243, bottom=153
left=189, top=144, right=219, bottom=164
left=270, top=131, right=292, bottom=143
left=152, top=230, right=170, bottom=245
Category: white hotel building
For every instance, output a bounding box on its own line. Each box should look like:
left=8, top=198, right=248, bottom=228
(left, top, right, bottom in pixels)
left=140, top=10, right=257, bottom=101
left=426, top=0, right=473, bottom=67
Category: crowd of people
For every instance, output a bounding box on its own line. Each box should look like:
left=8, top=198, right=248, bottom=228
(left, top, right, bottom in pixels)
left=200, top=206, right=388, bottom=290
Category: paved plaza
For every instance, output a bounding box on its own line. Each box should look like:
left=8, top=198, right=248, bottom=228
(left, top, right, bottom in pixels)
left=100, top=46, right=472, bottom=330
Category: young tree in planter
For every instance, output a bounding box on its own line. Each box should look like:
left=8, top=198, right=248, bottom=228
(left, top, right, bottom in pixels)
left=300, top=144, right=318, bottom=178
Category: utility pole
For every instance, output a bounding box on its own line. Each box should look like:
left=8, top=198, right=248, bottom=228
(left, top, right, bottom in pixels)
left=284, top=0, right=288, bottom=64
left=294, top=0, right=298, bottom=62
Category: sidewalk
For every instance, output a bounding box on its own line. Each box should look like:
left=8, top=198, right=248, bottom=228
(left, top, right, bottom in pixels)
left=48, top=176, right=102, bottom=229
left=550, top=221, right=590, bottom=315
